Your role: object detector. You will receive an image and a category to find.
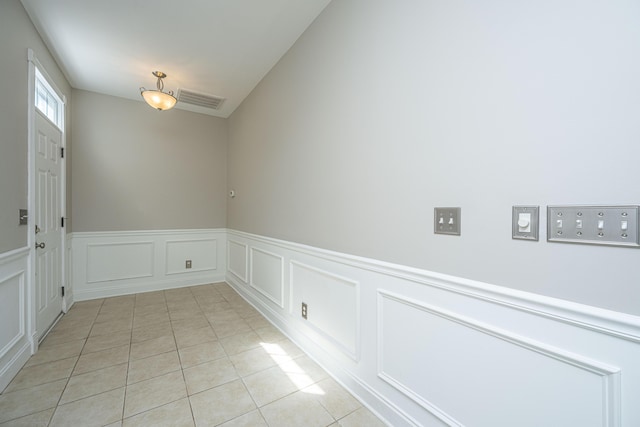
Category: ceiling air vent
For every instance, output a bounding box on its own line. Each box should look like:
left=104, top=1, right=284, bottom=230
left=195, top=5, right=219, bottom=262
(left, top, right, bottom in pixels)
left=177, top=88, right=225, bottom=110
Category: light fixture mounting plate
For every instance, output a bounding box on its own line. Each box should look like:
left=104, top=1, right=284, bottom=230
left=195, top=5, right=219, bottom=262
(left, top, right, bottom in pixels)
left=152, top=71, right=167, bottom=79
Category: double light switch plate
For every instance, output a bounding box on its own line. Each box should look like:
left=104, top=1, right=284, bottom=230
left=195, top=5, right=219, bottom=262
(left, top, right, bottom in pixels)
left=434, top=207, right=461, bottom=235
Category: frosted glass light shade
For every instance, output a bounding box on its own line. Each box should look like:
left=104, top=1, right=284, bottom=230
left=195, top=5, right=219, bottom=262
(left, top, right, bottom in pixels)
left=141, top=89, right=177, bottom=111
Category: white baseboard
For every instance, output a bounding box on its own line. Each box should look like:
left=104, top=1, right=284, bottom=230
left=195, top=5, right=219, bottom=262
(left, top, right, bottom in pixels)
left=226, top=229, right=640, bottom=427
left=0, top=247, right=32, bottom=392
left=71, top=229, right=226, bottom=300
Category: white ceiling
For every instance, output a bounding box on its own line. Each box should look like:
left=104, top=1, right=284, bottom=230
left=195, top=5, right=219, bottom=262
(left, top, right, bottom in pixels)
left=20, top=0, right=332, bottom=118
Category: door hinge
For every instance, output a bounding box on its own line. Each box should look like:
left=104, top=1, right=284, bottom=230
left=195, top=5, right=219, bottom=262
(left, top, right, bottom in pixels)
left=61, top=217, right=65, bottom=228
left=61, top=286, right=65, bottom=297
left=60, top=147, right=65, bottom=158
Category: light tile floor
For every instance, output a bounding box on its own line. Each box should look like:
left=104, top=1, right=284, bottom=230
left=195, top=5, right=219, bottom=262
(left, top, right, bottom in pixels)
left=0, top=283, right=386, bottom=427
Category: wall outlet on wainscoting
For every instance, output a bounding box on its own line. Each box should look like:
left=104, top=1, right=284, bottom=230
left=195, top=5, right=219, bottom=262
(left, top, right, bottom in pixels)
left=185, top=260, right=192, bottom=269
left=301, top=302, right=308, bottom=319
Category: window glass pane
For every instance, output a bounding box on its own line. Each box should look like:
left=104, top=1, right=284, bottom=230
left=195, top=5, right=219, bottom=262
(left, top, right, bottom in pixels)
left=34, top=69, right=63, bottom=130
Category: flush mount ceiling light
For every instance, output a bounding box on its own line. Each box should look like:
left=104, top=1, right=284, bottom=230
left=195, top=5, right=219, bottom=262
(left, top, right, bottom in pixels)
left=140, top=71, right=177, bottom=111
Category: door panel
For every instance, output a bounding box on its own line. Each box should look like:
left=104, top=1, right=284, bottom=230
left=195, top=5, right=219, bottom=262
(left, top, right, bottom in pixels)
left=35, top=111, right=63, bottom=339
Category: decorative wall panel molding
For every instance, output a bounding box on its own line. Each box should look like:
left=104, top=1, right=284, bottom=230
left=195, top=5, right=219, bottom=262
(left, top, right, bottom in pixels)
left=86, top=241, right=154, bottom=283
left=225, top=229, right=640, bottom=427
left=71, top=229, right=226, bottom=300
left=166, top=238, right=217, bottom=275
left=227, top=240, right=248, bottom=283
left=0, top=247, right=31, bottom=392
left=250, top=247, right=284, bottom=307
left=378, top=290, right=621, bottom=427
left=290, top=261, right=359, bottom=360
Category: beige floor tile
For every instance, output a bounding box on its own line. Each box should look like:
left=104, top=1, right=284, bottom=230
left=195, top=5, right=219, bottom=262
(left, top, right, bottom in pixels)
left=189, top=379, right=256, bottom=426
left=0, top=380, right=66, bottom=423
left=171, top=316, right=210, bottom=332
left=183, top=357, right=238, bottom=395
left=5, top=356, right=76, bottom=392
left=255, top=325, right=287, bottom=343
left=95, top=311, right=133, bottom=324
left=194, top=295, right=227, bottom=307
left=124, top=371, right=187, bottom=418
left=267, top=339, right=304, bottom=359
left=49, top=387, right=125, bottom=427
left=218, top=410, right=267, bottom=427
left=83, top=329, right=131, bottom=354
left=303, top=378, right=361, bottom=420
left=127, top=350, right=181, bottom=384
left=133, top=311, right=171, bottom=328
left=131, top=322, right=173, bottom=343
left=178, top=341, right=227, bottom=369
left=130, top=334, right=176, bottom=360
left=337, top=407, right=386, bottom=427
left=243, top=366, right=298, bottom=407
left=275, top=355, right=328, bottom=389
left=105, top=421, right=123, bottom=427
left=41, top=326, right=91, bottom=347
left=229, top=346, right=278, bottom=377
left=205, top=309, right=242, bottom=323
left=73, top=344, right=130, bottom=375
left=134, top=302, right=167, bottom=316
left=90, top=318, right=133, bottom=337
left=122, top=398, right=194, bottom=427
left=203, top=301, right=233, bottom=313
left=135, top=292, right=166, bottom=307
left=244, top=315, right=271, bottom=330
left=260, top=391, right=334, bottom=427
left=0, top=408, right=54, bottom=427
left=220, top=330, right=263, bottom=355
left=211, top=318, right=252, bottom=338
left=169, top=308, right=203, bottom=322
left=174, top=326, right=217, bottom=349
left=25, top=338, right=85, bottom=367
left=60, top=363, right=128, bottom=404
left=234, top=305, right=260, bottom=319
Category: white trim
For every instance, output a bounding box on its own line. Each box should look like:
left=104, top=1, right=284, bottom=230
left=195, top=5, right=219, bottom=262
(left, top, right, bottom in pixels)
left=71, top=229, right=226, bottom=301
left=249, top=246, right=285, bottom=308
left=27, top=48, right=67, bottom=347
left=227, top=239, right=248, bottom=282
left=226, top=229, right=640, bottom=426
left=377, top=290, right=622, bottom=427
left=228, top=230, right=640, bottom=342
left=0, top=248, right=31, bottom=392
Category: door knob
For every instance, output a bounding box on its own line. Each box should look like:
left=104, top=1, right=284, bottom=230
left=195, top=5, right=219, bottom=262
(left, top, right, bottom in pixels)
left=36, top=242, right=45, bottom=249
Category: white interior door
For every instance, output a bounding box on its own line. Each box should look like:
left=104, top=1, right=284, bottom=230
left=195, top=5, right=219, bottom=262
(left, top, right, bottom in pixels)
left=34, top=110, right=63, bottom=339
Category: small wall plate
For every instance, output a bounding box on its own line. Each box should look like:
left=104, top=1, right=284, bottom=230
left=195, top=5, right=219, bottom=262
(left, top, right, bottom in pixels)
left=512, top=206, right=539, bottom=241
left=434, top=207, right=461, bottom=235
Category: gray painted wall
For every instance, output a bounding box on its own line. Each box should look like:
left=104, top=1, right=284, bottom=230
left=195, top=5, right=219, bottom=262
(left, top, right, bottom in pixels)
left=0, top=0, right=71, bottom=254
left=228, top=0, right=640, bottom=315
left=71, top=90, right=227, bottom=232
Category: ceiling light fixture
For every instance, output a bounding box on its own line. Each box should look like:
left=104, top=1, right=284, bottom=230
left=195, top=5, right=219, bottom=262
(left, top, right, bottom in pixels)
left=140, top=71, right=177, bottom=111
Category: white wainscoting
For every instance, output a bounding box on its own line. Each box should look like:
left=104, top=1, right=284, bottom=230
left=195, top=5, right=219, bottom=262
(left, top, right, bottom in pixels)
left=72, top=229, right=226, bottom=300
left=225, top=229, right=640, bottom=427
left=0, top=247, right=31, bottom=392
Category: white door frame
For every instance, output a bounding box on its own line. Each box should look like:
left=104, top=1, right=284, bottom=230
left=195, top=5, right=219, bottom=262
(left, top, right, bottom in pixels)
left=27, top=48, right=67, bottom=352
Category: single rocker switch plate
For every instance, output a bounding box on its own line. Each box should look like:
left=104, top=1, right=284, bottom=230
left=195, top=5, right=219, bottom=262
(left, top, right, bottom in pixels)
left=434, top=207, right=461, bottom=235
left=547, top=205, right=640, bottom=248
left=512, top=206, right=539, bottom=241
left=301, top=302, right=308, bottom=319
left=185, top=260, right=192, bottom=269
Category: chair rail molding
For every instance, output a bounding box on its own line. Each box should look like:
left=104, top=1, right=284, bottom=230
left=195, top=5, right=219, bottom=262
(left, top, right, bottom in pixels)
left=225, top=229, right=640, bottom=427
left=0, top=247, right=32, bottom=392
left=70, top=229, right=226, bottom=300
